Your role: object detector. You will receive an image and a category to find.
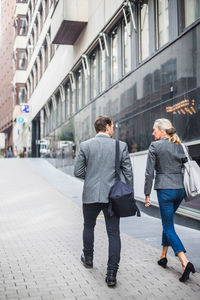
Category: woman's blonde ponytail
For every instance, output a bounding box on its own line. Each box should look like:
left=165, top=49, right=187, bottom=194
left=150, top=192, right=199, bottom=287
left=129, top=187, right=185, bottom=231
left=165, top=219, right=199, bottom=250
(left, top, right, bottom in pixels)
left=154, top=118, right=181, bottom=144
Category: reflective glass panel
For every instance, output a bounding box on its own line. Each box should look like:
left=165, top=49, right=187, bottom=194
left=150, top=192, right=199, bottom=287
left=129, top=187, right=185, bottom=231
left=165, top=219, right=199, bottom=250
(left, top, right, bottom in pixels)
left=111, top=27, right=119, bottom=83
left=90, top=52, right=97, bottom=99
left=183, top=0, right=200, bottom=28
left=77, top=70, right=82, bottom=110
left=140, top=2, right=149, bottom=61
left=157, top=0, right=169, bottom=48
left=123, top=18, right=131, bottom=74
left=100, top=49, right=106, bottom=92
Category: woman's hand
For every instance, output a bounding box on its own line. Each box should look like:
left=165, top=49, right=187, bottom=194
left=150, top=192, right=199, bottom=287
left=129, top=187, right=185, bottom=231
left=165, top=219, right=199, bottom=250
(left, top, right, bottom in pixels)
left=145, top=195, right=151, bottom=207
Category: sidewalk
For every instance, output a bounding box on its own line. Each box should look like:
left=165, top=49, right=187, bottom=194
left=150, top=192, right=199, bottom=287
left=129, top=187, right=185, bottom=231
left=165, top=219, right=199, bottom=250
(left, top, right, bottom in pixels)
left=0, top=158, right=199, bottom=300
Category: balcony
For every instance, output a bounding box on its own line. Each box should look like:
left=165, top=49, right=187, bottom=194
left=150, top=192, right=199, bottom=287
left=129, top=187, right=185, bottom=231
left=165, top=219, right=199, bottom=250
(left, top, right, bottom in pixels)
left=51, top=0, right=88, bottom=45
left=14, top=36, right=27, bottom=51
left=13, top=70, right=27, bottom=86
left=15, top=2, right=28, bottom=17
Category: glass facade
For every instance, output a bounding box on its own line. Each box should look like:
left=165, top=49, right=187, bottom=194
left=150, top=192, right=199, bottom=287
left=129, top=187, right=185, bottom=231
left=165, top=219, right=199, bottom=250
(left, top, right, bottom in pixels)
left=100, top=48, right=106, bottom=92
left=76, top=69, right=82, bottom=110
left=65, top=84, right=71, bottom=118
left=157, top=0, right=169, bottom=48
left=139, top=1, right=149, bottom=61
left=122, top=17, right=131, bottom=74
left=111, top=26, right=119, bottom=83
left=90, top=52, right=97, bottom=99
left=18, top=51, right=26, bottom=69
left=183, top=0, right=200, bottom=28
left=42, top=1, right=200, bottom=215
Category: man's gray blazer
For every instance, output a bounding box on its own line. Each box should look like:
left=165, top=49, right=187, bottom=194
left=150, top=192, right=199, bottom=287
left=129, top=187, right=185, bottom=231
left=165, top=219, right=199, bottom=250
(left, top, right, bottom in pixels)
left=74, top=133, right=133, bottom=204
left=144, top=138, right=186, bottom=195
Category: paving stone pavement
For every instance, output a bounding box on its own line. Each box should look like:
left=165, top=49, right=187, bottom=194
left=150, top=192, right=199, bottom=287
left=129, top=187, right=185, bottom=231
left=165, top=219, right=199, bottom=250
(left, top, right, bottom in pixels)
left=0, top=158, right=199, bottom=300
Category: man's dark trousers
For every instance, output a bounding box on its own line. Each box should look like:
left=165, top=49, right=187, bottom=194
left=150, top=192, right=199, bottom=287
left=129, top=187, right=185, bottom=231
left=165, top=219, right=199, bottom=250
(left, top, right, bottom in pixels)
left=83, top=203, right=121, bottom=271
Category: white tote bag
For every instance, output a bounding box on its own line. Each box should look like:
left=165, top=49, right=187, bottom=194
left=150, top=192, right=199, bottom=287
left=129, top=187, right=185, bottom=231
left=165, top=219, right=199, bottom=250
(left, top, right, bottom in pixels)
left=181, top=144, right=200, bottom=202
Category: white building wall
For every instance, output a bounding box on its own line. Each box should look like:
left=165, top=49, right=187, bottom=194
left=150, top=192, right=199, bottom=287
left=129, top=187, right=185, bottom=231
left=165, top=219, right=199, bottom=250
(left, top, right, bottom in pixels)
left=27, top=0, right=125, bottom=123
left=0, top=133, right=5, bottom=150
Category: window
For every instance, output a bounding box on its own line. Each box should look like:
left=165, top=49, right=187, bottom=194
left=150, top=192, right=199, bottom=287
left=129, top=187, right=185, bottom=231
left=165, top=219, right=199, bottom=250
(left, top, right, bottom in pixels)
left=56, top=94, right=61, bottom=125
left=82, top=56, right=89, bottom=105
left=76, top=69, right=82, bottom=110
left=35, top=19, right=39, bottom=41
left=69, top=72, right=76, bottom=115
left=31, top=72, right=34, bottom=94
left=157, top=0, right=169, bottom=48
left=111, top=26, right=119, bottom=83
left=59, top=86, right=66, bottom=123
left=19, top=86, right=26, bottom=104
left=90, top=51, right=97, bottom=99
left=39, top=53, right=43, bottom=78
left=99, top=33, right=109, bottom=92
left=45, top=0, right=49, bottom=19
left=100, top=47, right=106, bottom=92
left=51, top=43, right=56, bottom=59
left=122, top=16, right=131, bottom=74
left=49, top=103, right=53, bottom=132
left=27, top=79, right=31, bottom=100
left=18, top=16, right=27, bottom=36
left=52, top=95, right=57, bottom=127
left=18, top=50, right=26, bottom=70
left=66, top=84, right=71, bottom=118
left=44, top=44, right=48, bottom=69
left=183, top=0, right=200, bottom=28
left=139, top=1, right=149, bottom=61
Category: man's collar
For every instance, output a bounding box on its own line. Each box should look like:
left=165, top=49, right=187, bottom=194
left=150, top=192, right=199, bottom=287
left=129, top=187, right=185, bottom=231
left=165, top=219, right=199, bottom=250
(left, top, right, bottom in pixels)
left=96, top=133, right=110, bottom=138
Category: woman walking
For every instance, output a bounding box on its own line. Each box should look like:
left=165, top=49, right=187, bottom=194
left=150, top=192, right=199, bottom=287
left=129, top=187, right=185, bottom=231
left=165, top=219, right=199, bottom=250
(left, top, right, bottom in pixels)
left=144, top=118, right=196, bottom=282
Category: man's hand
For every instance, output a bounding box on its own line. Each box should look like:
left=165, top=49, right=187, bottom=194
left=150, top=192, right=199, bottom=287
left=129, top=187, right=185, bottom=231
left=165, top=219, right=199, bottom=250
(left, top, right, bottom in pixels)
left=145, top=195, right=151, bottom=207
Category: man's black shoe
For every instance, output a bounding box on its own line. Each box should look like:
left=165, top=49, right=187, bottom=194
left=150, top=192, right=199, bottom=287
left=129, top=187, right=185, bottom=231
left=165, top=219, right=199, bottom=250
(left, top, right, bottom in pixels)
left=105, top=270, right=117, bottom=287
left=81, top=254, right=93, bottom=268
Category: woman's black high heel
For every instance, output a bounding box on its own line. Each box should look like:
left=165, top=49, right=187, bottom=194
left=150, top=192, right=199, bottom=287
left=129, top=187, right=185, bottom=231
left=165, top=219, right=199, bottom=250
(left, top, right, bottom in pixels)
left=179, top=262, right=196, bottom=282
left=157, top=257, right=168, bottom=268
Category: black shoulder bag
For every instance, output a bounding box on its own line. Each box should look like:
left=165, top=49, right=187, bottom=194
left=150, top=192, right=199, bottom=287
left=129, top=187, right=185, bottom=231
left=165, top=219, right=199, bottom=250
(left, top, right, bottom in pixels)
left=108, top=140, right=141, bottom=218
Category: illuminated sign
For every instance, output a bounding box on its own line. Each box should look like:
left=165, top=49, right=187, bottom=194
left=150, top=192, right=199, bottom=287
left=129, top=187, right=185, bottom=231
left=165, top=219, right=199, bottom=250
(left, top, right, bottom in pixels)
left=166, top=99, right=196, bottom=115
left=16, top=116, right=25, bottom=124
left=21, top=104, right=30, bottom=113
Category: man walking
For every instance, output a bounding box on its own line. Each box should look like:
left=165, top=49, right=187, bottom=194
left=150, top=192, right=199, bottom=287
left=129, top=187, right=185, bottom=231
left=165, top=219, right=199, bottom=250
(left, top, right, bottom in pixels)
left=74, top=115, right=133, bottom=287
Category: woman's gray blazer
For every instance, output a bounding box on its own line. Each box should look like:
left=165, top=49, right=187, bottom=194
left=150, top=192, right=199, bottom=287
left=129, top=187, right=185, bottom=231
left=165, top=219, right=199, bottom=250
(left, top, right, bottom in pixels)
left=74, top=133, right=133, bottom=204
left=144, top=138, right=186, bottom=195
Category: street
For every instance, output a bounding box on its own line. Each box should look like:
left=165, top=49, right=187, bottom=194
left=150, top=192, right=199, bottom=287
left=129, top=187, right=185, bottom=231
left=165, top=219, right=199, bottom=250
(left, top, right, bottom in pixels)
left=0, top=158, right=199, bottom=300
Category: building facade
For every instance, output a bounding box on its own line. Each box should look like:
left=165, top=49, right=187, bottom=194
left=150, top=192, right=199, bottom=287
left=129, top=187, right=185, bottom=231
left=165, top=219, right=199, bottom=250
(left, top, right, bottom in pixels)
left=0, top=0, right=16, bottom=153
left=13, top=0, right=200, bottom=219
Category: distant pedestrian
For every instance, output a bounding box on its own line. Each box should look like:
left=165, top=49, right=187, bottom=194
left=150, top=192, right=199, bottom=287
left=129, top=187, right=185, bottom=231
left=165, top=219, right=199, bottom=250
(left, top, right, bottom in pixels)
left=144, top=118, right=196, bottom=282
left=7, top=146, right=13, bottom=158
left=23, top=147, right=26, bottom=158
left=74, top=115, right=133, bottom=287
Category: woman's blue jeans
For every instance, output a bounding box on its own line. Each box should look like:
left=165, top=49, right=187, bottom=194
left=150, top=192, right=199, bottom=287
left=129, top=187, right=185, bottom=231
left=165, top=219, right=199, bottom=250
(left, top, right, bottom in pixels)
left=157, top=189, right=186, bottom=256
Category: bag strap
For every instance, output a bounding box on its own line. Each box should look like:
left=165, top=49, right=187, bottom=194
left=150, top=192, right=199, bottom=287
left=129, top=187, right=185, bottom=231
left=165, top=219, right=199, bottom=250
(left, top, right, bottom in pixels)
left=115, top=140, right=121, bottom=181
left=181, top=143, right=190, bottom=161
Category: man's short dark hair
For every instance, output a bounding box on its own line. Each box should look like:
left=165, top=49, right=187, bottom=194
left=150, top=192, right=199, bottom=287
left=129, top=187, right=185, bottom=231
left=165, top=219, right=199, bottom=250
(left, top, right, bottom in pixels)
left=94, top=115, right=113, bottom=133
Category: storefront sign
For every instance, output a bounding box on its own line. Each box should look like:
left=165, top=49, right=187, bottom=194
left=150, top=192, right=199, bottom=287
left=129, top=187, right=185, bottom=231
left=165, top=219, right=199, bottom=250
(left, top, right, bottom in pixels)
left=21, top=104, right=30, bottom=113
